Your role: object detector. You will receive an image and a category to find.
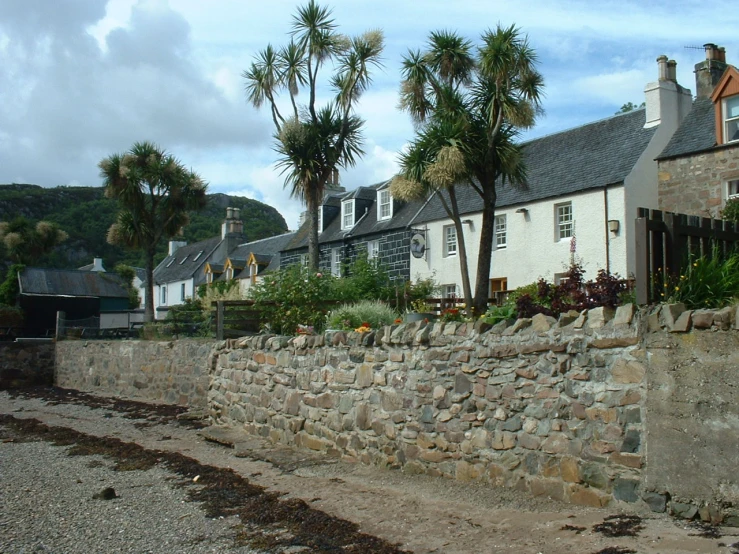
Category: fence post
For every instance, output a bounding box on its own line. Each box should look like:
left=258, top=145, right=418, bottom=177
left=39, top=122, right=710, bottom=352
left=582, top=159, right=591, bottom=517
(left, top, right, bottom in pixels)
left=216, top=301, right=225, bottom=340
left=634, top=217, right=649, bottom=305
left=55, top=311, right=66, bottom=341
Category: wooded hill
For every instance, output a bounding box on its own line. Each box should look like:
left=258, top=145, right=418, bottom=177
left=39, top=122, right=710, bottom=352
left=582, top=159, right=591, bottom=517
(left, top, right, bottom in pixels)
left=0, top=184, right=288, bottom=271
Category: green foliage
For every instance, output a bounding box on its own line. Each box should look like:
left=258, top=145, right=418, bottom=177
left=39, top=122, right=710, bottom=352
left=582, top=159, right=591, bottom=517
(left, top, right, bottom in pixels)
left=330, top=255, right=395, bottom=302
left=616, top=101, right=645, bottom=114
left=0, top=184, right=288, bottom=272
left=197, top=280, right=242, bottom=314
left=326, top=300, right=398, bottom=330
left=481, top=304, right=517, bottom=325
left=659, top=248, right=739, bottom=309
left=0, top=264, right=24, bottom=306
left=0, top=216, right=68, bottom=265
left=515, top=263, right=627, bottom=318
left=113, top=264, right=141, bottom=309
left=721, top=198, right=739, bottom=224
left=163, top=298, right=212, bottom=337
left=249, top=265, right=335, bottom=334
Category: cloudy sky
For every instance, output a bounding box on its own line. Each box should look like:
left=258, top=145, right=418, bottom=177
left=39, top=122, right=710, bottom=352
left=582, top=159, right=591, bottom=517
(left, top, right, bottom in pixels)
left=1, top=1, right=738, bottom=229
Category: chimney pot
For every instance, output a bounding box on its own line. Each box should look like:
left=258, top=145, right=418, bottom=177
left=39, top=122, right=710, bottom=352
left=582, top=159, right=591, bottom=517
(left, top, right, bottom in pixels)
left=657, top=55, right=669, bottom=81
left=226, top=207, right=234, bottom=220
left=667, top=60, right=677, bottom=82
left=719, top=47, right=726, bottom=63
left=704, top=43, right=718, bottom=60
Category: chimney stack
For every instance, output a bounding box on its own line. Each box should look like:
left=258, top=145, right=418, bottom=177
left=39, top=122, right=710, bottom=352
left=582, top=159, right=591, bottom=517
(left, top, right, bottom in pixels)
left=644, top=55, right=692, bottom=129
left=222, top=206, right=245, bottom=241
left=695, top=43, right=728, bottom=98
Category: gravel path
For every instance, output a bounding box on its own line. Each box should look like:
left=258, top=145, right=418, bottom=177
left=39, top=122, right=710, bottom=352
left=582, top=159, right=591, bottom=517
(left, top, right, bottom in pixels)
left=1, top=388, right=737, bottom=554
left=0, top=440, right=256, bottom=554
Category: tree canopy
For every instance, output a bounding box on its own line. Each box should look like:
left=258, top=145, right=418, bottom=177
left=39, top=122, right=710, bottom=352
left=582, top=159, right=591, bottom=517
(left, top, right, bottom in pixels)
left=99, top=141, right=208, bottom=321
left=393, top=26, right=543, bottom=314
left=243, top=0, right=384, bottom=269
left=0, top=216, right=68, bottom=265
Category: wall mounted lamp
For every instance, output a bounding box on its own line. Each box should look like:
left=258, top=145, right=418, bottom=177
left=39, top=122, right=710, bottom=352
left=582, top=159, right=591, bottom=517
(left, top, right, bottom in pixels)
left=608, top=219, right=620, bottom=233
left=515, top=207, right=528, bottom=214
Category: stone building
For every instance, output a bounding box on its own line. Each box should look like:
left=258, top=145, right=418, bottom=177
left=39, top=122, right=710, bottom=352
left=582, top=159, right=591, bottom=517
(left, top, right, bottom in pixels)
left=657, top=44, right=739, bottom=218
left=279, top=181, right=425, bottom=283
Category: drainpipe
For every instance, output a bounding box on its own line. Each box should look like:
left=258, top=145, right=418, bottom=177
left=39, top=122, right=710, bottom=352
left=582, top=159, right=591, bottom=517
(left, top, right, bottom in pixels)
left=603, top=188, right=611, bottom=273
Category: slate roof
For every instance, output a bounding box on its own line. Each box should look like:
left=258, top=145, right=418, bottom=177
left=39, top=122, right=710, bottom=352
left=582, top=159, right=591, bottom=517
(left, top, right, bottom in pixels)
left=412, top=108, right=658, bottom=223
left=19, top=267, right=129, bottom=298
left=282, top=182, right=425, bottom=252
left=229, top=231, right=297, bottom=261
left=657, top=97, right=717, bottom=159
left=153, top=236, right=222, bottom=285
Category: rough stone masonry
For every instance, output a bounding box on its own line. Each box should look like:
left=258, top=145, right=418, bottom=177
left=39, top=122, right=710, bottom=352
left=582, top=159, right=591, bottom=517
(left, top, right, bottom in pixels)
left=210, top=305, right=647, bottom=510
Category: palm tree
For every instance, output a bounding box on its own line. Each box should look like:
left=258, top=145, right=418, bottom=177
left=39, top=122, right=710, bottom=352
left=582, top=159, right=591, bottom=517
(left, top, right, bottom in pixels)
left=99, top=141, right=208, bottom=322
left=243, top=1, right=383, bottom=269
left=395, top=26, right=543, bottom=315
left=0, top=216, right=68, bottom=265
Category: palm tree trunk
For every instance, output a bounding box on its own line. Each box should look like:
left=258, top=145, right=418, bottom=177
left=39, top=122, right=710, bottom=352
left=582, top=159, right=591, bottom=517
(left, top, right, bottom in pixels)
left=473, top=184, right=497, bottom=315
left=307, top=186, right=320, bottom=270
left=144, top=252, right=155, bottom=323
left=448, top=187, right=473, bottom=315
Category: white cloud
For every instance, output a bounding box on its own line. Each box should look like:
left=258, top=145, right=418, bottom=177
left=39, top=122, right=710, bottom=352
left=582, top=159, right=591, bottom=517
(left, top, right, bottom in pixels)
left=2, top=0, right=739, bottom=229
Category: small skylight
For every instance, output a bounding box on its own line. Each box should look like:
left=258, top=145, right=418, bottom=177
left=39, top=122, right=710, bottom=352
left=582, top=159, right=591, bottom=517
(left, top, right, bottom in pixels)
left=193, top=250, right=204, bottom=262
left=166, top=258, right=174, bottom=267
left=179, top=255, right=188, bottom=265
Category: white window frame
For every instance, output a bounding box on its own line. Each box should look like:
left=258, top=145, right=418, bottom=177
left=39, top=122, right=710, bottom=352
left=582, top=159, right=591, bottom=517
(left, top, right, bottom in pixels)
left=300, top=253, right=308, bottom=267
left=727, top=179, right=739, bottom=200
left=443, top=284, right=457, bottom=299
left=342, top=200, right=354, bottom=229
left=724, top=96, right=739, bottom=143
left=378, top=189, right=392, bottom=220
left=225, top=267, right=233, bottom=280
left=161, top=286, right=167, bottom=305
left=367, top=239, right=379, bottom=260
left=556, top=202, right=573, bottom=241
left=443, top=225, right=457, bottom=257
left=180, top=283, right=186, bottom=301
left=331, top=247, right=342, bottom=276
left=495, top=214, right=507, bottom=248
left=318, top=206, right=323, bottom=233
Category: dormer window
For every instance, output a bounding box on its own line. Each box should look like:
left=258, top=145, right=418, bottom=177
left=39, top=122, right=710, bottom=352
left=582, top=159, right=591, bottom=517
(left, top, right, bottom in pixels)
left=342, top=200, right=354, bottom=229
left=724, top=96, right=739, bottom=143
left=378, top=189, right=392, bottom=220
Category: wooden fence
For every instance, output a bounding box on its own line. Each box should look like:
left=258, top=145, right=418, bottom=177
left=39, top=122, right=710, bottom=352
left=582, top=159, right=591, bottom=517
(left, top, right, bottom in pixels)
left=635, top=208, right=739, bottom=304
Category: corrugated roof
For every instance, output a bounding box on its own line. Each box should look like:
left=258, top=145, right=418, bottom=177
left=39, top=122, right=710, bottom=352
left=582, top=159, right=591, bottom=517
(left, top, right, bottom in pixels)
left=657, top=97, right=717, bottom=159
left=412, top=108, right=657, bottom=223
left=153, top=236, right=222, bottom=284
left=19, top=267, right=129, bottom=298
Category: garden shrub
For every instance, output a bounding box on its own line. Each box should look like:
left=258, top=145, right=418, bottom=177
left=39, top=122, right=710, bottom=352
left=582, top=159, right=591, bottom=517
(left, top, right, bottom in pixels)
left=660, top=248, right=739, bottom=309
left=249, top=265, right=335, bottom=334
left=481, top=304, right=516, bottom=325
left=165, top=298, right=212, bottom=337
left=197, top=279, right=242, bottom=313
left=326, top=300, right=398, bottom=330
left=329, top=255, right=395, bottom=303
left=515, top=263, right=627, bottom=318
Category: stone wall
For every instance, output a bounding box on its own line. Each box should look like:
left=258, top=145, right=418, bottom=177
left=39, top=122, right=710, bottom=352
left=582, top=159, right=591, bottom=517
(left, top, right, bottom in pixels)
left=643, top=303, right=739, bottom=524
left=658, top=145, right=739, bottom=218
left=0, top=342, right=55, bottom=389
left=210, top=306, right=646, bottom=508
left=55, top=340, right=211, bottom=408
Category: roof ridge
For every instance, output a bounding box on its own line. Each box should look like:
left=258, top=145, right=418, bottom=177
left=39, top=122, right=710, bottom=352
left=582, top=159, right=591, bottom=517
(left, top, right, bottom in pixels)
left=524, top=107, right=645, bottom=145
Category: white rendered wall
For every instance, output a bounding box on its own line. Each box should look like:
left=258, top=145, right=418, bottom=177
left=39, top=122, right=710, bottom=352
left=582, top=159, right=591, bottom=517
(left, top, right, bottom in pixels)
left=154, top=278, right=195, bottom=319
left=410, top=187, right=627, bottom=294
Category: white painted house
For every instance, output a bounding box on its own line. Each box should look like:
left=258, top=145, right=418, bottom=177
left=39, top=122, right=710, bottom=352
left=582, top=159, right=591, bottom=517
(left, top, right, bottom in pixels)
left=152, top=208, right=245, bottom=319
left=408, top=55, right=693, bottom=297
